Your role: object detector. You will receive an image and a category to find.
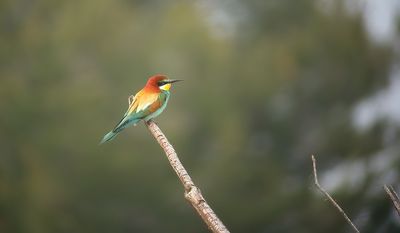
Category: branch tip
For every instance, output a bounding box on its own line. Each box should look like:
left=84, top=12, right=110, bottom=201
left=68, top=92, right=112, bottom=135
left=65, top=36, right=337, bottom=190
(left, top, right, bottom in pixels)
left=311, top=155, right=360, bottom=233
left=384, top=185, right=400, bottom=217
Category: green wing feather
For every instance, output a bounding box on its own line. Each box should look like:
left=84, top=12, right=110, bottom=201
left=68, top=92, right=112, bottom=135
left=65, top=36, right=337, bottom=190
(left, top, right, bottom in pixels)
left=100, top=91, right=170, bottom=144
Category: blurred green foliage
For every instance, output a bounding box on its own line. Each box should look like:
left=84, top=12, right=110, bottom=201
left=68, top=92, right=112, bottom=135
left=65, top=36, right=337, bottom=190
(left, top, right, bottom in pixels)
left=1, top=0, right=399, bottom=232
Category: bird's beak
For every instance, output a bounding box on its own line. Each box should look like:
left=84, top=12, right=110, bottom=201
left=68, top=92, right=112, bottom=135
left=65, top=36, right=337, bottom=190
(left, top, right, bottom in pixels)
left=166, top=79, right=183, bottom=84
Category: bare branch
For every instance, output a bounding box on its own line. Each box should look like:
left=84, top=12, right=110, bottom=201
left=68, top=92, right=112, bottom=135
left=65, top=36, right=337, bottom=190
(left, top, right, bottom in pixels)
left=145, top=120, right=229, bottom=233
left=311, top=155, right=360, bottom=233
left=384, top=185, right=400, bottom=217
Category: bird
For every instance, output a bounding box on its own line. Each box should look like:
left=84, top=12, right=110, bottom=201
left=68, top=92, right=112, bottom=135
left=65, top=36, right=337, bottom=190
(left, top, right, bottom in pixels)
left=100, top=74, right=182, bottom=144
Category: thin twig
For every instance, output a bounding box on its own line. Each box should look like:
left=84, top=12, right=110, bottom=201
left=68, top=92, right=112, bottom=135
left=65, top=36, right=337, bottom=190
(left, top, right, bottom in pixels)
left=145, top=120, right=229, bottom=233
left=311, top=155, right=360, bottom=233
left=384, top=185, right=400, bottom=217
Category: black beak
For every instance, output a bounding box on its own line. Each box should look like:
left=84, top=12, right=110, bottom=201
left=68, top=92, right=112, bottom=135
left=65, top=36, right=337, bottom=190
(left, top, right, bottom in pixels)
left=166, top=79, right=183, bottom=84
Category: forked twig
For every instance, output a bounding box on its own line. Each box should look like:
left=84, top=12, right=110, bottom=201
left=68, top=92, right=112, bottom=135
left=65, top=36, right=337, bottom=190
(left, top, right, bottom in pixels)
left=384, top=185, right=400, bottom=217
left=311, top=155, right=360, bottom=233
left=145, top=120, right=229, bottom=233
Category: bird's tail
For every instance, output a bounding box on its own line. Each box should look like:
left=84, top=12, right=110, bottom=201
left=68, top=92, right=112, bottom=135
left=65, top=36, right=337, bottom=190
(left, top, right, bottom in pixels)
left=99, top=117, right=141, bottom=144
left=100, top=131, right=118, bottom=144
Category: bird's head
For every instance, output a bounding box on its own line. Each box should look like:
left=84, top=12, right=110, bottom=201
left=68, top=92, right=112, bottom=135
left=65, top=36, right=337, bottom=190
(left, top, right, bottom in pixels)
left=146, top=74, right=182, bottom=91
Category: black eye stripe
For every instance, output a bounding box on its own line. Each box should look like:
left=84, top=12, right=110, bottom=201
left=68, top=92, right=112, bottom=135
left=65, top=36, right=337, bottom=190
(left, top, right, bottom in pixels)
left=158, top=81, right=167, bottom=86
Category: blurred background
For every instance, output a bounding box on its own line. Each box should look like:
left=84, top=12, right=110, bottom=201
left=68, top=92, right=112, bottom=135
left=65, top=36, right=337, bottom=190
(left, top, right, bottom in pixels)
left=1, top=0, right=400, bottom=232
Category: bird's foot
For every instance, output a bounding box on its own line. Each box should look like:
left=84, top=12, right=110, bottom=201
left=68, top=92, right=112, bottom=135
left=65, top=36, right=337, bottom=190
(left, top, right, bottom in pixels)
left=145, top=119, right=156, bottom=125
left=150, top=120, right=157, bottom=124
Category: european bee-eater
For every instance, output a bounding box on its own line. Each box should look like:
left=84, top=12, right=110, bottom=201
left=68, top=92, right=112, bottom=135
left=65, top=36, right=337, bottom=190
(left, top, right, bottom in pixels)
left=100, top=74, right=182, bottom=144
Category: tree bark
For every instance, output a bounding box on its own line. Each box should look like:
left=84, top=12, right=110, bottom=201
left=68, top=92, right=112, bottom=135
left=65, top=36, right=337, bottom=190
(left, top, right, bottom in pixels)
left=145, top=120, right=229, bottom=233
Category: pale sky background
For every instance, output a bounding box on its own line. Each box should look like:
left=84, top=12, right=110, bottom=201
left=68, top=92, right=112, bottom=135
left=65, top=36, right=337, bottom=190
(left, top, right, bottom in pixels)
left=352, top=0, right=400, bottom=131
left=327, top=0, right=400, bottom=192
left=197, top=0, right=400, bottom=131
left=197, top=0, right=400, bottom=192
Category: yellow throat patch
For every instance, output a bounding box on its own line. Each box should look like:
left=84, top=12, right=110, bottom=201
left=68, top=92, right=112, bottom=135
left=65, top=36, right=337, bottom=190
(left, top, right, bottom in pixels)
left=160, top=83, right=171, bottom=91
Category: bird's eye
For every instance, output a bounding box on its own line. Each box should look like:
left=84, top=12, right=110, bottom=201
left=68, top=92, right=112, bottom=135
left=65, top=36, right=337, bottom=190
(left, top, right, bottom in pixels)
left=158, top=81, right=166, bottom=86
